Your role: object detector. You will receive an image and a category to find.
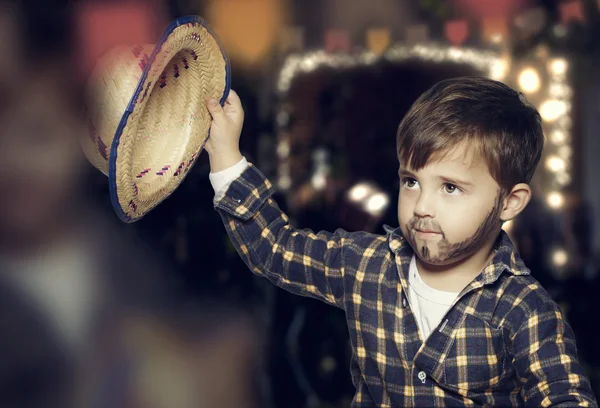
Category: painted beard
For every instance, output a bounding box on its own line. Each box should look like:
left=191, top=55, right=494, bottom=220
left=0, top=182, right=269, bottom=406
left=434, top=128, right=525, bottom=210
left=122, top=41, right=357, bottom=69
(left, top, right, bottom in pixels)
left=404, top=192, right=504, bottom=264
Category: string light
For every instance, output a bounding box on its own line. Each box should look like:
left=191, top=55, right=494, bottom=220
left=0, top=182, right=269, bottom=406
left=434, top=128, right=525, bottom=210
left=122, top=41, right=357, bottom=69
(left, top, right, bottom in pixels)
left=311, top=173, right=327, bottom=190
left=545, top=155, right=566, bottom=172
left=346, top=182, right=390, bottom=216
left=311, top=148, right=330, bottom=191
left=490, top=58, right=509, bottom=80
left=547, top=191, right=564, bottom=209
left=518, top=67, right=540, bottom=93
left=365, top=193, right=390, bottom=216
left=549, top=58, right=568, bottom=75
left=278, top=174, right=292, bottom=191
left=551, top=248, right=568, bottom=267
left=540, top=99, right=567, bottom=122
left=549, top=130, right=567, bottom=144
left=348, top=183, right=370, bottom=202
left=542, top=54, right=572, bottom=212
left=277, top=44, right=503, bottom=94
left=558, top=145, right=572, bottom=159
left=548, top=83, right=571, bottom=98
left=555, top=173, right=571, bottom=186
left=277, top=139, right=290, bottom=158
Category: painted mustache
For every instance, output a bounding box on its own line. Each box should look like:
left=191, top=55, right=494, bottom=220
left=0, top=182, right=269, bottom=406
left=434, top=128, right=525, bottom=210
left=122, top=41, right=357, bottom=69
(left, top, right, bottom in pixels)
left=408, top=217, right=444, bottom=236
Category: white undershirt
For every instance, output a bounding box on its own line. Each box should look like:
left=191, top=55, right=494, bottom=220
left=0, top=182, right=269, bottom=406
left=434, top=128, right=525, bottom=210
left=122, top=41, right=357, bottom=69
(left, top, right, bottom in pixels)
left=209, top=157, right=250, bottom=202
left=406, top=255, right=459, bottom=339
left=210, top=158, right=460, bottom=340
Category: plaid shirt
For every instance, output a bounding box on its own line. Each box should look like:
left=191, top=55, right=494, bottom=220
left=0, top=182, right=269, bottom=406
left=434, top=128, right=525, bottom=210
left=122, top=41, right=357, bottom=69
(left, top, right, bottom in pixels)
left=215, top=164, right=597, bottom=407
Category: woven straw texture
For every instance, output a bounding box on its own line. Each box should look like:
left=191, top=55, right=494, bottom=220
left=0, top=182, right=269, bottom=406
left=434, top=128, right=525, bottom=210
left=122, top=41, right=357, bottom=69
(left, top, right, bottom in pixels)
left=84, top=18, right=228, bottom=222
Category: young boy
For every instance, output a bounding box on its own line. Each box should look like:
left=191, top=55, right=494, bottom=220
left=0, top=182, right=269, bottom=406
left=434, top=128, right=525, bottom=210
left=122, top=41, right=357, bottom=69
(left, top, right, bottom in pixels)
left=205, top=77, right=597, bottom=407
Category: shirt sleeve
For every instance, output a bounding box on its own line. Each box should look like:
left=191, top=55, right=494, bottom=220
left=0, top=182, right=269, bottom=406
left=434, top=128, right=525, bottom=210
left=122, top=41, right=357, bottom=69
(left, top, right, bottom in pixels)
left=209, top=157, right=249, bottom=203
left=512, top=300, right=597, bottom=407
left=214, top=163, right=364, bottom=309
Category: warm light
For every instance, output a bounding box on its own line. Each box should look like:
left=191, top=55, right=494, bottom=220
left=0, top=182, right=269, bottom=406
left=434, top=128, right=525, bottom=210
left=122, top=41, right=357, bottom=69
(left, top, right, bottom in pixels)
left=556, top=173, right=571, bottom=186
left=553, top=25, right=567, bottom=38
left=558, top=146, right=572, bottom=158
left=546, top=155, right=565, bottom=172
left=348, top=183, right=370, bottom=202
left=552, top=248, right=568, bottom=267
left=490, top=33, right=503, bottom=44
left=311, top=173, right=326, bottom=190
left=490, top=59, right=508, bottom=80
left=365, top=193, right=390, bottom=215
left=550, top=130, right=567, bottom=144
left=549, top=58, right=568, bottom=75
left=278, top=175, right=291, bottom=190
left=546, top=192, right=564, bottom=209
left=277, top=140, right=290, bottom=158
left=549, top=84, right=571, bottom=98
left=518, top=68, right=540, bottom=93
left=540, top=100, right=567, bottom=122
left=277, top=44, right=506, bottom=93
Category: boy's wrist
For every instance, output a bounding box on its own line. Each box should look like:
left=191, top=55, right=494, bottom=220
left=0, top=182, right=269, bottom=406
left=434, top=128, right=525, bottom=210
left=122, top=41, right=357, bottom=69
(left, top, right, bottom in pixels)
left=208, top=149, right=243, bottom=173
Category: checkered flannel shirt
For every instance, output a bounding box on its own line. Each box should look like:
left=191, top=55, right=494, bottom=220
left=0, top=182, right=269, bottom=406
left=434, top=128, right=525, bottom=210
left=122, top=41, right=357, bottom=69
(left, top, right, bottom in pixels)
left=215, top=164, right=597, bottom=407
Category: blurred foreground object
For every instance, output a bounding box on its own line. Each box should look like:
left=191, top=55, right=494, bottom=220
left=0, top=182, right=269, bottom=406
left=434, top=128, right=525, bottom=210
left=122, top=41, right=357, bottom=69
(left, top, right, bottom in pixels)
left=207, top=0, right=286, bottom=68
left=78, top=308, right=263, bottom=408
left=75, top=0, right=165, bottom=78
left=84, top=15, right=230, bottom=222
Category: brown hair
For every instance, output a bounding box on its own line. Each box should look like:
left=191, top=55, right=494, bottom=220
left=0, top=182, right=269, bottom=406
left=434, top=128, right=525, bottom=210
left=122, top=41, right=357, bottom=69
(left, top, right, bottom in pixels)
left=396, top=77, right=544, bottom=192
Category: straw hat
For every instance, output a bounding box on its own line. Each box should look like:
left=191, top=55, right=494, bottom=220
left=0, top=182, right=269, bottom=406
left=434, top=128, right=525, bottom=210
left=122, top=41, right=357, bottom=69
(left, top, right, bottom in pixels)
left=84, top=15, right=230, bottom=222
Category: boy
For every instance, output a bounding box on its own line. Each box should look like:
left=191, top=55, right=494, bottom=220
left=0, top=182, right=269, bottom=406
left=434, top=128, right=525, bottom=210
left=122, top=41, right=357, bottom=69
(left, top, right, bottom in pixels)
left=205, top=77, right=597, bottom=407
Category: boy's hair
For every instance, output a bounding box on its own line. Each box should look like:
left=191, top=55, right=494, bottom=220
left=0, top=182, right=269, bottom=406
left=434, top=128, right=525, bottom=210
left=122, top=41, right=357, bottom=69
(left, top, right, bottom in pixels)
left=396, top=77, right=544, bottom=192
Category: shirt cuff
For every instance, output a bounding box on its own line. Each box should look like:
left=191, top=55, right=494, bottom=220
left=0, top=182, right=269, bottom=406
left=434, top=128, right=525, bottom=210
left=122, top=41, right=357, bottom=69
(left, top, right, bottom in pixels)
left=209, top=157, right=249, bottom=201
left=215, top=164, right=276, bottom=221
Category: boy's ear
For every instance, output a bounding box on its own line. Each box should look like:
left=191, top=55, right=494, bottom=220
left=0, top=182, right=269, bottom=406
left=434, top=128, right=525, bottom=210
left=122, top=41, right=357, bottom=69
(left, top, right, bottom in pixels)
left=500, top=183, right=531, bottom=222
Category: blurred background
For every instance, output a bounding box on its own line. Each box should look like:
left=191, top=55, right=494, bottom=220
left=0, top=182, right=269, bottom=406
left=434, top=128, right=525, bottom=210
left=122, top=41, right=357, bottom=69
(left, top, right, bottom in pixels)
left=0, top=0, right=598, bottom=406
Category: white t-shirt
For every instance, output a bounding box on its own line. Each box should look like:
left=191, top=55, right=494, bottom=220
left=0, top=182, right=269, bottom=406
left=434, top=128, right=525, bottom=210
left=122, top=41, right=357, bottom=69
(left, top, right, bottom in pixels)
left=406, top=256, right=458, bottom=340
left=209, top=157, right=250, bottom=201
left=210, top=158, right=460, bottom=340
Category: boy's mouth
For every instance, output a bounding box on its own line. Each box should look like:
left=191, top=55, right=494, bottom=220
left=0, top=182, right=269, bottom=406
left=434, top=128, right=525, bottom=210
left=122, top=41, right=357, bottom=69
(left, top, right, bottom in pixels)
left=413, top=228, right=442, bottom=239
left=414, top=228, right=438, bottom=234
left=407, top=218, right=444, bottom=238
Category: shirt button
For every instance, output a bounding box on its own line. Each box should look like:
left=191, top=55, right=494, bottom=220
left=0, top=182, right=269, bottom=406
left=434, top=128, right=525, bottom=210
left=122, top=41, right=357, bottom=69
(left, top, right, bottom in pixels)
left=402, top=297, right=407, bottom=308
left=418, top=371, right=427, bottom=384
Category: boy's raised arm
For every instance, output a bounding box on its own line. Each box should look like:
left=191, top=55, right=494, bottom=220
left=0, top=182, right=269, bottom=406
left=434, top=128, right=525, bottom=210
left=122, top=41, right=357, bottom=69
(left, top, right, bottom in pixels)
left=214, top=160, right=360, bottom=308
left=204, top=91, right=366, bottom=309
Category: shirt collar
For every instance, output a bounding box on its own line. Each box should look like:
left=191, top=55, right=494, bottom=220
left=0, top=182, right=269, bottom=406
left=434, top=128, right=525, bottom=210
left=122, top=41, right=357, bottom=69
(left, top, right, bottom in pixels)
left=383, top=225, right=530, bottom=284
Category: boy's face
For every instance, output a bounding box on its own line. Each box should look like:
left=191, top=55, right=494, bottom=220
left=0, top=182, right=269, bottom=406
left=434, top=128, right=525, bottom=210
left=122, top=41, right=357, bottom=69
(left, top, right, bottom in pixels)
left=398, top=144, right=504, bottom=265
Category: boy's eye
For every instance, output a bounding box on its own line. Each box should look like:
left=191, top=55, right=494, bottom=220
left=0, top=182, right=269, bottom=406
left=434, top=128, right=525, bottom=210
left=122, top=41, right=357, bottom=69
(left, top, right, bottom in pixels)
left=444, top=184, right=459, bottom=194
left=402, top=178, right=418, bottom=188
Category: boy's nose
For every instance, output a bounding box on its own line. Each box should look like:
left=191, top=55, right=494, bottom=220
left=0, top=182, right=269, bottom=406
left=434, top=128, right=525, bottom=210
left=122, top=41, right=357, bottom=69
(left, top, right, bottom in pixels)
left=413, top=192, right=435, bottom=218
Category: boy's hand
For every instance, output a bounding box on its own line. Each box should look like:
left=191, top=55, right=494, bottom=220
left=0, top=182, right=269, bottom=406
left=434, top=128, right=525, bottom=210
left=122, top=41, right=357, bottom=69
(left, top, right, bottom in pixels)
left=205, top=90, right=244, bottom=173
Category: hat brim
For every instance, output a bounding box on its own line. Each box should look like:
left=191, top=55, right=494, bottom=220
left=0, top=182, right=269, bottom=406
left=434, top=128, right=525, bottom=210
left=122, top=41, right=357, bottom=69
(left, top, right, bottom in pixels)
left=108, top=15, right=231, bottom=223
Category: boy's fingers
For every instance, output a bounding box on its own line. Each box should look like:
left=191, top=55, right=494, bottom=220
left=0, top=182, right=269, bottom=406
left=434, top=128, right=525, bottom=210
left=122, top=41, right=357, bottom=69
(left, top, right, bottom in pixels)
left=206, top=98, right=226, bottom=123
left=225, top=90, right=241, bottom=107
